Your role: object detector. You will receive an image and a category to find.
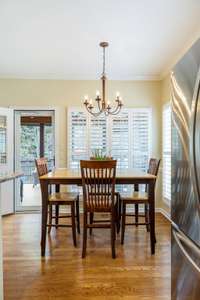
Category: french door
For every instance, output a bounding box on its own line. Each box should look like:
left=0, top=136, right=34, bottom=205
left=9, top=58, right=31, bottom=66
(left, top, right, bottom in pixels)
left=0, top=107, right=14, bottom=215
left=14, top=110, right=55, bottom=211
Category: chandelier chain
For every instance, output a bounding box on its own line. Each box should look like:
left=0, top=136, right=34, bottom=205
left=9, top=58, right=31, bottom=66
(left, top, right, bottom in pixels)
left=103, top=46, right=106, bottom=76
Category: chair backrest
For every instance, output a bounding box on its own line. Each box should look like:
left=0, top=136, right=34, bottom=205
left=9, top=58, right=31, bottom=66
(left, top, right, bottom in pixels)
left=147, top=158, right=161, bottom=177
left=35, top=157, right=48, bottom=177
left=80, top=160, right=117, bottom=211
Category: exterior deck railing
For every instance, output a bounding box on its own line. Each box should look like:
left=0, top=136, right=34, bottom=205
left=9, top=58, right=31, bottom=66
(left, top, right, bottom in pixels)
left=20, top=159, right=54, bottom=184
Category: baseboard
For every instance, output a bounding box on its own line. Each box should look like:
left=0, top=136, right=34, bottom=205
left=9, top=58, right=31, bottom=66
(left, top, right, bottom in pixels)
left=12, top=206, right=172, bottom=222
left=126, top=207, right=171, bottom=221
left=156, top=208, right=171, bottom=222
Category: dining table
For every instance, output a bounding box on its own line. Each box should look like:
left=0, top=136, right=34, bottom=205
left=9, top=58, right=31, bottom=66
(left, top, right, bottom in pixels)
left=39, top=168, right=157, bottom=257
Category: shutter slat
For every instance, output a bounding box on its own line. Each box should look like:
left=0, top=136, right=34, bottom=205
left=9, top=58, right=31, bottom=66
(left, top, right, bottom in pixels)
left=162, top=105, right=171, bottom=201
left=132, top=110, right=151, bottom=172
left=110, top=111, right=129, bottom=169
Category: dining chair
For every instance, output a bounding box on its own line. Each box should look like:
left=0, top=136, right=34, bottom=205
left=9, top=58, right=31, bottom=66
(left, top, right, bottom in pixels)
left=120, top=158, right=161, bottom=246
left=80, top=160, right=118, bottom=258
left=35, top=157, right=80, bottom=247
left=89, top=157, right=121, bottom=235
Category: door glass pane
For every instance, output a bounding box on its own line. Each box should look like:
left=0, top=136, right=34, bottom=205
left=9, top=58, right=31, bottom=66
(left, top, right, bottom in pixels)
left=44, top=125, right=54, bottom=170
left=20, top=125, right=40, bottom=184
left=0, top=116, right=7, bottom=164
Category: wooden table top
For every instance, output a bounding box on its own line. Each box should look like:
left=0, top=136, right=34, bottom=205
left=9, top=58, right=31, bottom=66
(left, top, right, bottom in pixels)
left=40, top=168, right=156, bottom=181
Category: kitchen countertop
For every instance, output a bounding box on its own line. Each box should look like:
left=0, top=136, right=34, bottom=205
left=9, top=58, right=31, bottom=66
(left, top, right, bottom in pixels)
left=0, top=172, right=23, bottom=183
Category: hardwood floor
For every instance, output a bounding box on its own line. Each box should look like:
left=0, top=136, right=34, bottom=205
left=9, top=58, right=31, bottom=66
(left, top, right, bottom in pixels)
left=3, top=213, right=171, bottom=300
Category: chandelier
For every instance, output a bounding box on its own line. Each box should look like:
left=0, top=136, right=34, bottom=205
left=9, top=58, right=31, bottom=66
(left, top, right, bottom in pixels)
left=83, top=42, right=123, bottom=116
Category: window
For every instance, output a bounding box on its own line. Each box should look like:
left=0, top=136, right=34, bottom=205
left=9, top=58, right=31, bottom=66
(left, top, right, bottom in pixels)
left=110, top=111, right=129, bottom=169
left=68, top=110, right=88, bottom=169
left=68, top=108, right=152, bottom=172
left=162, top=104, right=171, bottom=202
left=132, top=109, right=151, bottom=171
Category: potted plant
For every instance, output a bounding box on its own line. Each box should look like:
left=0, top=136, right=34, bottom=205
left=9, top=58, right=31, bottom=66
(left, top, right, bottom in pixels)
left=90, top=149, right=113, bottom=161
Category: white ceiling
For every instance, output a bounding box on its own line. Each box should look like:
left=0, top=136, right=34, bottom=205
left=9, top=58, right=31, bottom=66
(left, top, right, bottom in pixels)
left=0, top=0, right=200, bottom=80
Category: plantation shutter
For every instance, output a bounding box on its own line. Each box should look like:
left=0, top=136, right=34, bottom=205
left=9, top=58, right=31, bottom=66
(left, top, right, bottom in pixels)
left=68, top=108, right=152, bottom=172
left=163, top=104, right=171, bottom=201
left=89, top=115, right=107, bottom=157
left=110, top=111, right=129, bottom=169
left=132, top=109, right=151, bottom=171
left=68, top=110, right=88, bottom=169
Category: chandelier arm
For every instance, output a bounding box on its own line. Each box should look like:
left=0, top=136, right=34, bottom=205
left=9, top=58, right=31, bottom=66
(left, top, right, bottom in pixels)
left=85, top=105, right=103, bottom=117
left=109, top=109, right=122, bottom=115
left=107, top=102, right=122, bottom=115
left=90, top=111, right=104, bottom=117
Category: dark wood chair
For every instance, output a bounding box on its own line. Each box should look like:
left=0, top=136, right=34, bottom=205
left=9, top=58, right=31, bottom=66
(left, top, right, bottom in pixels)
left=80, top=160, right=118, bottom=258
left=89, top=157, right=121, bottom=235
left=35, top=158, right=80, bottom=247
left=120, top=158, right=161, bottom=247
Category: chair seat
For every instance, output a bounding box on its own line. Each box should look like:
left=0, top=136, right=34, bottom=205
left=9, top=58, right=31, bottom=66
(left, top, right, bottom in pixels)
left=49, top=192, right=78, bottom=204
left=121, top=191, right=148, bottom=203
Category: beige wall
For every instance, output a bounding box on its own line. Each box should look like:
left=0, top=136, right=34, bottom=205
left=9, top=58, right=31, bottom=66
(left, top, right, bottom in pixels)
left=0, top=79, right=162, bottom=163
left=0, top=78, right=163, bottom=206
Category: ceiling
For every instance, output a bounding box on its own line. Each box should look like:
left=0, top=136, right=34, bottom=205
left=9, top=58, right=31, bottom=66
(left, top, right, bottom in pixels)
left=0, top=0, right=200, bottom=80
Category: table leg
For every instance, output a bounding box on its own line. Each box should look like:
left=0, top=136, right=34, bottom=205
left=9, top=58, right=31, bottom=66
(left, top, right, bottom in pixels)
left=40, top=181, right=48, bottom=256
left=55, top=184, right=60, bottom=228
left=149, top=180, right=155, bottom=255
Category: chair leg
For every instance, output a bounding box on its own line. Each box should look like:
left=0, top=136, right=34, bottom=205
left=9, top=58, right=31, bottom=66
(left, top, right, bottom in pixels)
left=82, top=212, right=87, bottom=258
left=121, top=202, right=126, bottom=245
left=55, top=204, right=59, bottom=229
left=48, top=205, right=53, bottom=234
left=71, top=202, right=77, bottom=247
left=145, top=204, right=150, bottom=232
left=117, top=194, right=121, bottom=234
left=76, top=196, right=80, bottom=234
left=111, top=211, right=116, bottom=259
left=89, top=212, right=94, bottom=235
left=135, top=204, right=139, bottom=227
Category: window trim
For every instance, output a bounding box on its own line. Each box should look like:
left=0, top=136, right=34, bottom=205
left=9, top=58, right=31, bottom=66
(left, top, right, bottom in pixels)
left=162, top=102, right=171, bottom=206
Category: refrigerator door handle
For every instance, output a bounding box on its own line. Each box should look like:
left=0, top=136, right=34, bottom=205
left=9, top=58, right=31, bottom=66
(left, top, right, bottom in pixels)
left=172, top=228, right=200, bottom=274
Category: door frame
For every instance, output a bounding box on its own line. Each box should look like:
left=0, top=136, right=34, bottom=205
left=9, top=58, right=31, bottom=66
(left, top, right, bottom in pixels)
left=11, top=106, right=60, bottom=212
left=0, top=107, right=14, bottom=216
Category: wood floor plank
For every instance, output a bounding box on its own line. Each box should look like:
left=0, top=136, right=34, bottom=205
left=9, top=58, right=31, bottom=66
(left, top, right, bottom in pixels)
left=3, top=213, right=171, bottom=300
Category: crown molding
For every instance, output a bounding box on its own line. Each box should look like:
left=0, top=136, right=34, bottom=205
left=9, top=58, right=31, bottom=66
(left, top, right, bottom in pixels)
left=0, top=74, right=162, bottom=81
left=160, top=30, right=200, bottom=80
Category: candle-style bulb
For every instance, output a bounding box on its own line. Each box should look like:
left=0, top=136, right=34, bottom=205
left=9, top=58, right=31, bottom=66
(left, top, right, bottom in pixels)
left=96, top=90, right=100, bottom=97
left=116, top=91, right=120, bottom=98
left=84, top=95, right=88, bottom=101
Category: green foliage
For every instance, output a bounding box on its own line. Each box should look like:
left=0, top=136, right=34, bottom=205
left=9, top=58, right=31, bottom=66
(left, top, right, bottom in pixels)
left=20, top=126, right=40, bottom=160
left=91, top=149, right=112, bottom=160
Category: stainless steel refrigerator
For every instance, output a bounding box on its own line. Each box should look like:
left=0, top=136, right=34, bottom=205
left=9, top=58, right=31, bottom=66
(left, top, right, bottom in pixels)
left=171, top=38, right=200, bottom=299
